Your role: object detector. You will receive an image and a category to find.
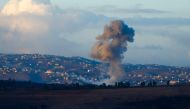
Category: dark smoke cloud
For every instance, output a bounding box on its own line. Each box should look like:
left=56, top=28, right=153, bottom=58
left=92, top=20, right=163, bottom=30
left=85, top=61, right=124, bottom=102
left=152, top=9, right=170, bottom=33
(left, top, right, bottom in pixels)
left=91, top=20, right=135, bottom=84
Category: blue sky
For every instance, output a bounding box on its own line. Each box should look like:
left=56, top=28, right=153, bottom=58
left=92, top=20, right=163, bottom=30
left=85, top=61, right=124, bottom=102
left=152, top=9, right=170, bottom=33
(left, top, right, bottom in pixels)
left=0, top=0, right=190, bottom=66
left=51, top=0, right=190, bottom=17
left=1, top=0, right=189, bottom=17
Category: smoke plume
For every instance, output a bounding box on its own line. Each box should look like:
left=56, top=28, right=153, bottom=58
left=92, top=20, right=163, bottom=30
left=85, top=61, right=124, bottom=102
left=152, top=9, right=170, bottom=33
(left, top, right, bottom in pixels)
left=91, top=20, right=135, bottom=84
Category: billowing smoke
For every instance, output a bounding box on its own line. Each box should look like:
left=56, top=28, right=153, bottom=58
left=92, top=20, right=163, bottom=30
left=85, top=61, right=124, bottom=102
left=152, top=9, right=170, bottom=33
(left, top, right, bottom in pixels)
left=91, top=20, right=135, bottom=84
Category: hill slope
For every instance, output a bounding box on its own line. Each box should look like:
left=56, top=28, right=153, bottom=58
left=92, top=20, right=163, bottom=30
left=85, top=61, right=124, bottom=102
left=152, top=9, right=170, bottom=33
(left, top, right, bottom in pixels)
left=0, top=53, right=190, bottom=85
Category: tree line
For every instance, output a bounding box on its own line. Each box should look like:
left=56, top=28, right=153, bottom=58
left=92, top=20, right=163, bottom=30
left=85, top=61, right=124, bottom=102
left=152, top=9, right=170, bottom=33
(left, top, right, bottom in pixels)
left=0, top=79, right=180, bottom=91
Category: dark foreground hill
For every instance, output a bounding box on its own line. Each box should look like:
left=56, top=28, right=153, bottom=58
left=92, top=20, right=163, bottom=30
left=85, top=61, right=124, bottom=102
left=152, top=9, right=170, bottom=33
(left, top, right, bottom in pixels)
left=0, top=84, right=190, bottom=109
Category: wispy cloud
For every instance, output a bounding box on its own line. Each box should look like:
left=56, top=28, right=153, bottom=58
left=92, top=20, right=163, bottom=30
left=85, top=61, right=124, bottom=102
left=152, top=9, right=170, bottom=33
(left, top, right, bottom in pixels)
left=133, top=45, right=163, bottom=50
left=126, top=17, right=190, bottom=26
left=188, top=51, right=190, bottom=58
left=94, top=5, right=168, bottom=14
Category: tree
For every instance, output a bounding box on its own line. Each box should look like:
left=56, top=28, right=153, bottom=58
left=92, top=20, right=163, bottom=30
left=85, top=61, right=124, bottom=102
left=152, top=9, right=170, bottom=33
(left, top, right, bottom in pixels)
left=140, top=82, right=146, bottom=87
left=124, top=82, right=130, bottom=87
left=152, top=81, right=157, bottom=87
left=147, top=81, right=153, bottom=87
left=100, top=83, right=107, bottom=88
left=167, top=80, right=170, bottom=86
left=118, top=82, right=124, bottom=88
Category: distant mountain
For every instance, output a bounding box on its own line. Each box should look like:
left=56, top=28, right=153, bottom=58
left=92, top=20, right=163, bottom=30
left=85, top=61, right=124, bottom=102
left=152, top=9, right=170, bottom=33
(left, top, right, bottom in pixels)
left=0, top=53, right=190, bottom=85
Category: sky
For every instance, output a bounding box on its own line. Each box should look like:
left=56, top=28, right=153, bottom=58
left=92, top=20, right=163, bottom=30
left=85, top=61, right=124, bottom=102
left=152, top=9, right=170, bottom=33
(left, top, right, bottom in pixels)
left=0, top=0, right=190, bottom=66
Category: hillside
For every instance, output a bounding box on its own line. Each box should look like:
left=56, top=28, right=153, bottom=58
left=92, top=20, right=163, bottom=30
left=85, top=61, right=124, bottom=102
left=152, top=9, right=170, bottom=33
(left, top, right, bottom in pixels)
left=0, top=53, right=190, bottom=86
